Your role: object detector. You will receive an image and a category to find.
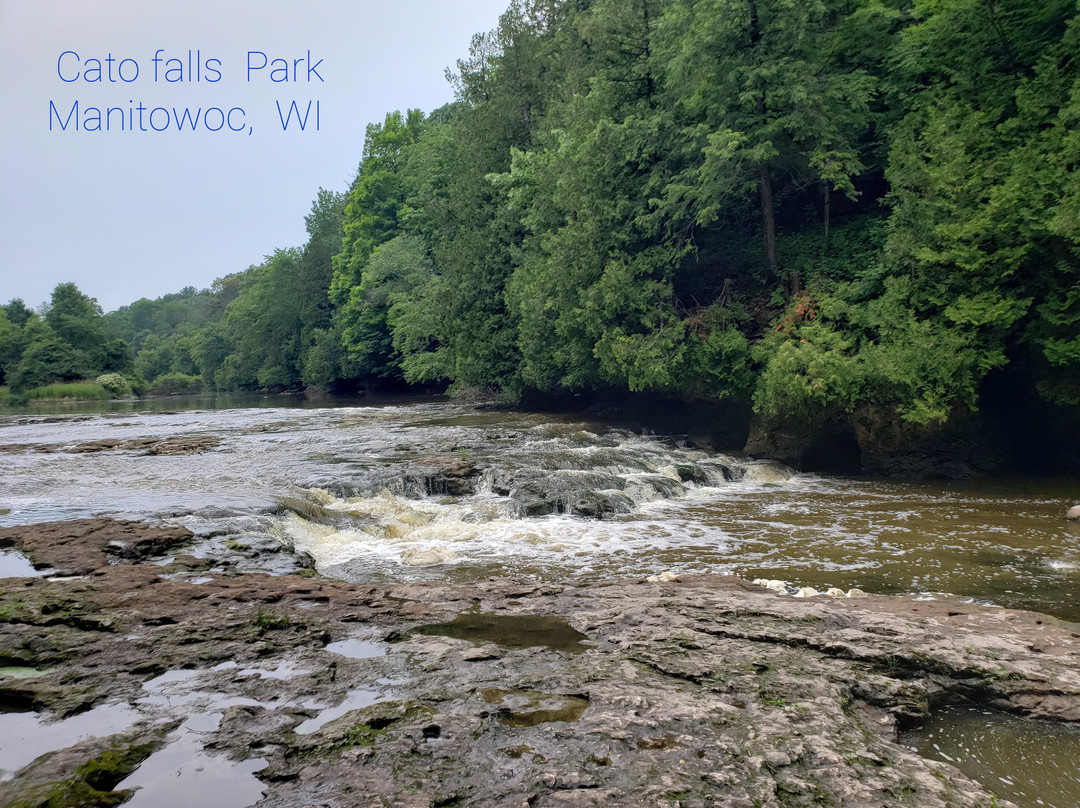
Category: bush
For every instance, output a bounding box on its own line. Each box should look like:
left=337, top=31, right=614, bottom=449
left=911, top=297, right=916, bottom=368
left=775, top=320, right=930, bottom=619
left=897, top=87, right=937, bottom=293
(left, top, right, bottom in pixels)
left=0, top=386, right=22, bottom=408
left=8, top=337, right=90, bottom=393
left=147, top=372, right=203, bottom=396
left=94, top=373, right=131, bottom=397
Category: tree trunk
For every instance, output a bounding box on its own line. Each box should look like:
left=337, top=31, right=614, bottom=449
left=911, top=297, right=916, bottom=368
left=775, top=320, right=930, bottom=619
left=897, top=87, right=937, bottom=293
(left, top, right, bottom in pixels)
left=641, top=0, right=656, bottom=106
left=759, top=161, right=777, bottom=283
left=822, top=181, right=831, bottom=253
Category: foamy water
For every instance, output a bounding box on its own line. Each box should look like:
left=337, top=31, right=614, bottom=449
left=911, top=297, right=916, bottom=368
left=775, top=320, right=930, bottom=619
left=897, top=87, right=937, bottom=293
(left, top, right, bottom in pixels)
left=2, top=398, right=1078, bottom=618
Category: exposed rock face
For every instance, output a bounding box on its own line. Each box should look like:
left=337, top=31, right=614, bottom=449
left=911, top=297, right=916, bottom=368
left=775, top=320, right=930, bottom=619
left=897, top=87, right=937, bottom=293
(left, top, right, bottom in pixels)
left=405, top=456, right=482, bottom=496
left=0, top=519, right=193, bottom=576
left=743, top=414, right=864, bottom=476
left=742, top=413, right=820, bottom=470
left=0, top=434, right=221, bottom=455
left=3, top=519, right=1079, bottom=807
left=743, top=406, right=1001, bottom=478
left=849, top=405, right=993, bottom=478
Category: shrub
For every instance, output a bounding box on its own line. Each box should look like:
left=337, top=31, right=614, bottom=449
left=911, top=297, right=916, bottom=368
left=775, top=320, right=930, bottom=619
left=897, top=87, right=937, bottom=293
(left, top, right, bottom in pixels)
left=147, top=372, right=203, bottom=396
left=94, top=373, right=131, bottom=397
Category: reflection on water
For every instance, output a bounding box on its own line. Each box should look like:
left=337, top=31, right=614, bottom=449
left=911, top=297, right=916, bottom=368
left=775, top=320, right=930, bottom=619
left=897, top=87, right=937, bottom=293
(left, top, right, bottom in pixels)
left=325, top=638, right=386, bottom=659
left=116, top=712, right=267, bottom=808
left=294, top=689, right=384, bottom=735
left=1, top=400, right=1078, bottom=619
left=411, top=613, right=590, bottom=654
left=0, top=702, right=144, bottom=780
left=0, top=551, right=47, bottom=578
left=901, top=705, right=1080, bottom=808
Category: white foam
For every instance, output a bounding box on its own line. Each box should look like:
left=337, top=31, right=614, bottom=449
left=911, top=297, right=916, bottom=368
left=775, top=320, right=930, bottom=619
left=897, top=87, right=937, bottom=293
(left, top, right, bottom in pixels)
left=1047, top=559, right=1080, bottom=573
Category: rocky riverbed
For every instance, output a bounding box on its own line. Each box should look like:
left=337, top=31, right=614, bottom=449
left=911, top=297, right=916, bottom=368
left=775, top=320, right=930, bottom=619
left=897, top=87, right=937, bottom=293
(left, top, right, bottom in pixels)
left=2, top=519, right=1079, bottom=808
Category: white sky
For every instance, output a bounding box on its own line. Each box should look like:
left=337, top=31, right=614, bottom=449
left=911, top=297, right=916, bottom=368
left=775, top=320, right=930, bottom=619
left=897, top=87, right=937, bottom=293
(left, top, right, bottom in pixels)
left=0, top=0, right=510, bottom=312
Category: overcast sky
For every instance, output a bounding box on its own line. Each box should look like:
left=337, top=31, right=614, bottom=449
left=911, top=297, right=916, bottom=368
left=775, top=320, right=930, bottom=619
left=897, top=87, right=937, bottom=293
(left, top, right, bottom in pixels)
left=0, top=0, right=510, bottom=313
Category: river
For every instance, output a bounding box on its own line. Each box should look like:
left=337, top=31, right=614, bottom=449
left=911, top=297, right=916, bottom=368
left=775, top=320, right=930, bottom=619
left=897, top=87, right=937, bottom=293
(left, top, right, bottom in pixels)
left=2, top=394, right=1078, bottom=620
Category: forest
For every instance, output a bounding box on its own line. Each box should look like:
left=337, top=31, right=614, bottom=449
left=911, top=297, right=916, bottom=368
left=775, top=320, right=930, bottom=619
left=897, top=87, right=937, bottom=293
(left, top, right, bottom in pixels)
left=2, top=0, right=1078, bottom=463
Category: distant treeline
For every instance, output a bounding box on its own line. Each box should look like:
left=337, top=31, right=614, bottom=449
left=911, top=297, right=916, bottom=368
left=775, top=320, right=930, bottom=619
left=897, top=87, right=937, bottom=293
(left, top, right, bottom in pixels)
left=3, top=0, right=1078, bottom=431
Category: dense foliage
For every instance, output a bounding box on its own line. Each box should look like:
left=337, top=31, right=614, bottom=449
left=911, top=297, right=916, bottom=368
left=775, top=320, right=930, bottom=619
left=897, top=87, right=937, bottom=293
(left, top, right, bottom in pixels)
left=0, top=285, right=130, bottom=394
left=3, top=0, right=1077, bottom=435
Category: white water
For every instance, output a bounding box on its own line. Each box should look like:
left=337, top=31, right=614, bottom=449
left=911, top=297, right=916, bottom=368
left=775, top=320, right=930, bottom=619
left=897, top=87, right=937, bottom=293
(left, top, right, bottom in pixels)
left=2, top=399, right=1079, bottom=619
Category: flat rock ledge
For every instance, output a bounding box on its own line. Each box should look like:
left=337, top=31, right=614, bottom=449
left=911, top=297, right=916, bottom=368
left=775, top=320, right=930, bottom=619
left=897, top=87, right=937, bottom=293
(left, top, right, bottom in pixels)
left=2, top=520, right=1080, bottom=808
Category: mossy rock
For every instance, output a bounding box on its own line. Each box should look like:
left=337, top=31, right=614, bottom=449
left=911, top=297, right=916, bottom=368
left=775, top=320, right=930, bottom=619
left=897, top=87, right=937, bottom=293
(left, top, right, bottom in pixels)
left=1, top=739, right=161, bottom=808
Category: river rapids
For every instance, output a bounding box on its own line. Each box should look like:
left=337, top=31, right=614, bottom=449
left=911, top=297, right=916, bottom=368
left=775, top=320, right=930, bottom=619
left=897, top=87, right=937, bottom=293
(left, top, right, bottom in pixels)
left=1, top=397, right=1078, bottom=619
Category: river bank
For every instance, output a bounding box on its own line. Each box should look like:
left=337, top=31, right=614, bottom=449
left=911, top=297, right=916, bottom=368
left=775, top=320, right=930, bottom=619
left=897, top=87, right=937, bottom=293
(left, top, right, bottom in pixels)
left=5, top=384, right=1080, bottom=480
left=2, top=518, right=1080, bottom=807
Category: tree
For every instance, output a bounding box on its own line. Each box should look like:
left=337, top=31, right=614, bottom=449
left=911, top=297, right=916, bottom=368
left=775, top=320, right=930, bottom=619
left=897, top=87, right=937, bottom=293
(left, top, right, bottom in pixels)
left=3, top=299, right=33, bottom=328
left=8, top=322, right=90, bottom=392
left=0, top=309, right=20, bottom=385
left=663, top=0, right=875, bottom=291
left=45, top=282, right=107, bottom=361
left=884, top=0, right=1079, bottom=408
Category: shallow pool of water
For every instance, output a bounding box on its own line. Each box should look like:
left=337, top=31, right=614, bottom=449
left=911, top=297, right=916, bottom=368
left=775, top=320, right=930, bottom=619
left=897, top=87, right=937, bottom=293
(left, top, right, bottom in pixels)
left=901, top=705, right=1080, bottom=808
left=325, top=638, right=386, bottom=659
left=0, top=703, right=144, bottom=781
left=116, top=711, right=267, bottom=808
left=412, top=613, right=590, bottom=654
left=0, top=551, right=47, bottom=578
left=295, top=688, right=384, bottom=735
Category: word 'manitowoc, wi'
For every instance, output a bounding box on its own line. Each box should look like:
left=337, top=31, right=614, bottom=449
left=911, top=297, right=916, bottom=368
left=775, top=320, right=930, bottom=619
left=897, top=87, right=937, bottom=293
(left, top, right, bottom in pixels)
left=48, top=99, right=321, bottom=134
left=49, top=100, right=253, bottom=133
left=46, top=49, right=325, bottom=134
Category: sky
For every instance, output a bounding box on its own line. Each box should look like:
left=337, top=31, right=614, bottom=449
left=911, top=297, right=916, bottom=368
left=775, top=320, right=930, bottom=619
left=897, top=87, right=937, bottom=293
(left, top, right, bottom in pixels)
left=0, top=0, right=511, bottom=313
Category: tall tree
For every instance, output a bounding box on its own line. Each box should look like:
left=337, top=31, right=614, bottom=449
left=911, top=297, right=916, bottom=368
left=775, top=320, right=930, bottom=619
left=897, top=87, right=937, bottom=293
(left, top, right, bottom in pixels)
left=330, top=110, right=425, bottom=378
left=663, top=0, right=875, bottom=291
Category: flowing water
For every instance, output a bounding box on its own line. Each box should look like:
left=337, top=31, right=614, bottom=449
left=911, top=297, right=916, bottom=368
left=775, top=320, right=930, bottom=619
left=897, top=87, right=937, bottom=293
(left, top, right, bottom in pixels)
left=2, top=395, right=1080, bottom=807
left=2, top=395, right=1077, bottom=619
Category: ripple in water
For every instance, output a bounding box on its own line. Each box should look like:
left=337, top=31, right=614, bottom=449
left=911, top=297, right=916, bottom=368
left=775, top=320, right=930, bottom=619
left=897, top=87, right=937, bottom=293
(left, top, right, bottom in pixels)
left=2, top=401, right=1079, bottom=619
left=901, top=705, right=1080, bottom=808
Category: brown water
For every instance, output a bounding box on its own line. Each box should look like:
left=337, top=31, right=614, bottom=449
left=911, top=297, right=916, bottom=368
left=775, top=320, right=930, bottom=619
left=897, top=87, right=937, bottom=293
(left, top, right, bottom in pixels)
left=901, top=705, right=1080, bottom=808
left=411, top=613, right=590, bottom=653
left=662, top=476, right=1080, bottom=620
left=1, top=399, right=1078, bottom=620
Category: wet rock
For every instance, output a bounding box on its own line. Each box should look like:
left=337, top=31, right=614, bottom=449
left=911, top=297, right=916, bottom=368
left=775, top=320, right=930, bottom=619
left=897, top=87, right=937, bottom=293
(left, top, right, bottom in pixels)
left=68, top=435, right=222, bottom=455
left=1, top=435, right=221, bottom=455
left=0, top=443, right=62, bottom=454
left=494, top=469, right=635, bottom=518
left=2, top=520, right=1080, bottom=807
left=0, top=519, right=193, bottom=576
left=406, top=456, right=481, bottom=496
left=1067, top=504, right=1080, bottom=521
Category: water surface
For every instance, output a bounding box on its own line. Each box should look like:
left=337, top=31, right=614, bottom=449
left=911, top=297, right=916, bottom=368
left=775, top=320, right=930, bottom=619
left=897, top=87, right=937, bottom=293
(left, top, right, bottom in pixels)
left=901, top=705, right=1080, bottom=808
left=1, top=399, right=1077, bottom=621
